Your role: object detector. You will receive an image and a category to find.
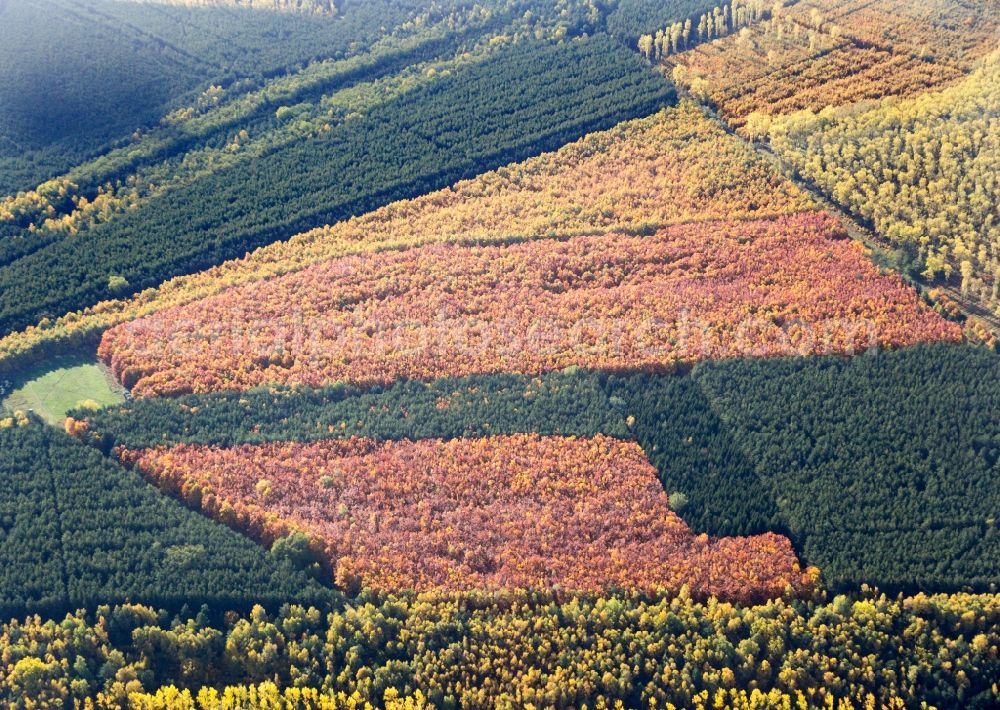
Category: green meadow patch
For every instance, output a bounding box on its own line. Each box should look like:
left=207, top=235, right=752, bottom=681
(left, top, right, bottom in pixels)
left=2, top=355, right=124, bottom=424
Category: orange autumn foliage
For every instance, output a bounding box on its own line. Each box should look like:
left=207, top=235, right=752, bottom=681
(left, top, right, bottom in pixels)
left=0, top=103, right=810, bottom=372
left=669, top=24, right=963, bottom=128
left=666, top=0, right=998, bottom=128
left=120, top=434, right=816, bottom=600
left=101, top=212, right=960, bottom=397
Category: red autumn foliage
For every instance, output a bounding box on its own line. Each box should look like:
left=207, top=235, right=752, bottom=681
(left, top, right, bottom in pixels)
left=120, top=434, right=815, bottom=600
left=100, top=212, right=959, bottom=397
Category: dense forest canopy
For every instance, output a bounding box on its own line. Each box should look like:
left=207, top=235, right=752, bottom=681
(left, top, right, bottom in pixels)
left=663, top=0, right=1000, bottom=326
left=0, top=0, right=468, bottom=194
left=605, top=0, right=720, bottom=42
left=0, top=420, right=333, bottom=618
left=115, top=0, right=342, bottom=13
left=0, top=32, right=674, bottom=336
left=770, top=54, right=1000, bottom=304
left=3, top=592, right=999, bottom=708
left=80, top=343, right=1000, bottom=593
left=95, top=212, right=955, bottom=397
left=1, top=0, right=999, bottom=706
left=0, top=100, right=813, bottom=374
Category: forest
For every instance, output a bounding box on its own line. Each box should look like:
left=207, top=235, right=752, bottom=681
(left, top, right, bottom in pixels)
left=0, top=33, right=673, bottom=335
left=690, top=344, right=1000, bottom=591
left=667, top=18, right=963, bottom=128
left=74, top=372, right=626, bottom=449
left=604, top=0, right=719, bottom=42
left=769, top=55, right=1000, bottom=306
left=1, top=0, right=579, bottom=224
left=664, top=0, right=996, bottom=127
left=0, top=0, right=459, bottom=194
left=80, top=342, right=1000, bottom=593
left=1, top=592, right=998, bottom=708
left=0, top=20, right=511, bottom=268
left=0, top=101, right=813, bottom=373
left=1, top=0, right=999, bottom=706
left=97, top=212, right=957, bottom=397
left=0, top=25, right=509, bottom=265
left=663, top=0, right=1000, bottom=322
left=120, top=434, right=810, bottom=599
left=0, top=420, right=332, bottom=618
left=124, top=0, right=342, bottom=13
left=74, top=369, right=782, bottom=539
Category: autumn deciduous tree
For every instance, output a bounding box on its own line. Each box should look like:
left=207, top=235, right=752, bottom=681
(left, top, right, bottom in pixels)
left=121, top=434, right=814, bottom=600
left=1, top=592, right=998, bottom=708
left=99, top=212, right=957, bottom=397
left=768, top=52, right=1000, bottom=313
left=0, top=103, right=809, bottom=376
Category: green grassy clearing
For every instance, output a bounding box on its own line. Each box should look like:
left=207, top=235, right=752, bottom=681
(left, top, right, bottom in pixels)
left=2, top=356, right=124, bottom=425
